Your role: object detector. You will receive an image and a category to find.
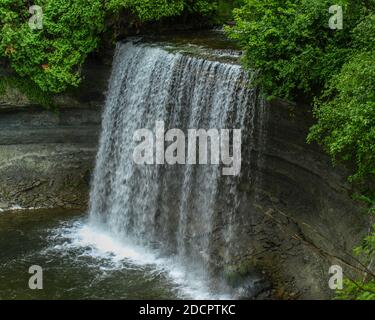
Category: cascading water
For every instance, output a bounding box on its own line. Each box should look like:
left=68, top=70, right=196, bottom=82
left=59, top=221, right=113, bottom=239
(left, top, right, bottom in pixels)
left=88, top=40, right=263, bottom=297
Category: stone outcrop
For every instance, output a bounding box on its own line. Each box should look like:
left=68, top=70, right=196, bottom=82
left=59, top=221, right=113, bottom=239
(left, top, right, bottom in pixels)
left=0, top=57, right=110, bottom=210
left=222, top=99, right=370, bottom=299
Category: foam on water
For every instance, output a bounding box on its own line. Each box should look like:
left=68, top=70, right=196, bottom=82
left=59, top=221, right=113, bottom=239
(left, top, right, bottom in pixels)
left=48, top=218, right=231, bottom=300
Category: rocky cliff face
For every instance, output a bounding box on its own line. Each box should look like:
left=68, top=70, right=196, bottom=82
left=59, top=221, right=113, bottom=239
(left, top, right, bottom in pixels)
left=224, top=99, right=369, bottom=299
left=0, top=58, right=110, bottom=210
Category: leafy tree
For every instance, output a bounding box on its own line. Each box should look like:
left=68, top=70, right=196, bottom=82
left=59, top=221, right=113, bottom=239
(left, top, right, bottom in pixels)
left=227, top=0, right=375, bottom=299
left=308, top=49, right=375, bottom=183
left=0, top=0, right=105, bottom=93
left=0, top=0, right=219, bottom=96
left=107, top=0, right=185, bottom=21
left=106, top=0, right=219, bottom=20
left=226, top=0, right=371, bottom=100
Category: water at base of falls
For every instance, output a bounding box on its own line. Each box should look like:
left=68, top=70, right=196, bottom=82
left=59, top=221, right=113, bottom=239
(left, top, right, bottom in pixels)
left=73, top=221, right=232, bottom=299
left=0, top=209, right=230, bottom=299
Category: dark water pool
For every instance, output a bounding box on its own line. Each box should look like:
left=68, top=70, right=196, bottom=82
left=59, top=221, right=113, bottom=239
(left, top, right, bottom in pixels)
left=0, top=209, right=185, bottom=300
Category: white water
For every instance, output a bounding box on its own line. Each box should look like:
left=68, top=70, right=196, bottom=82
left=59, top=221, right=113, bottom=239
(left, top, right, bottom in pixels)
left=84, top=40, right=260, bottom=298
left=47, top=218, right=230, bottom=299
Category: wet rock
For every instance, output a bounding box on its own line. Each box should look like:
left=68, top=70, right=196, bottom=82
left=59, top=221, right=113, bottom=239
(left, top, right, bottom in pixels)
left=0, top=201, right=9, bottom=209
left=233, top=276, right=272, bottom=300
left=0, top=56, right=107, bottom=210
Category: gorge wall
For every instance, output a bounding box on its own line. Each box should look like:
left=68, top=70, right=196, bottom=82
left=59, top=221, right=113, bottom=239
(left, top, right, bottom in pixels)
left=0, top=58, right=109, bottom=210
left=231, top=98, right=368, bottom=299
left=0, top=40, right=369, bottom=299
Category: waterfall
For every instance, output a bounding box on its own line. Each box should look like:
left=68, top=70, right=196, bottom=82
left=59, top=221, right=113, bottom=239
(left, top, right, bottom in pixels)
left=88, top=40, right=261, bottom=295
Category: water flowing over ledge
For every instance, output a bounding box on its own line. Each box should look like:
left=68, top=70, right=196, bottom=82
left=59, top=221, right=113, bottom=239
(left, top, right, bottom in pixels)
left=88, top=40, right=266, bottom=298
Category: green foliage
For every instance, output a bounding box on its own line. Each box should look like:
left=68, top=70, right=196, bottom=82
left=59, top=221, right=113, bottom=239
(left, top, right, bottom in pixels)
left=0, top=75, right=54, bottom=108
left=0, top=0, right=105, bottom=94
left=336, top=221, right=375, bottom=300
left=226, top=0, right=371, bottom=100
left=106, top=0, right=218, bottom=20
left=308, top=49, right=375, bottom=182
left=336, top=278, right=375, bottom=300
left=106, top=0, right=185, bottom=20
left=214, top=0, right=244, bottom=22
left=355, top=225, right=375, bottom=260
left=0, top=0, right=219, bottom=97
left=308, top=11, right=375, bottom=183
left=227, top=0, right=375, bottom=299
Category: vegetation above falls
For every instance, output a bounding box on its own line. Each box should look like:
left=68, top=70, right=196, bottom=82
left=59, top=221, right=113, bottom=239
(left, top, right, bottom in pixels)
left=0, top=0, right=232, bottom=95
left=0, top=0, right=374, bottom=299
